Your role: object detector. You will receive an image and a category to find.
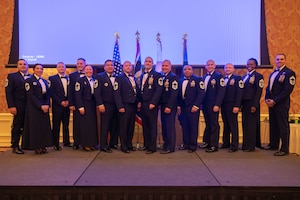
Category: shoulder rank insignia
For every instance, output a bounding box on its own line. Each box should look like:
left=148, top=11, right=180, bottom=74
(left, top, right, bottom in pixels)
left=94, top=79, right=98, bottom=88
left=25, top=82, right=30, bottom=91
left=113, top=81, right=118, bottom=90
left=158, top=77, right=163, bottom=86
left=220, top=78, right=225, bottom=87
left=199, top=81, right=205, bottom=90
left=172, top=80, right=178, bottom=90
left=75, top=82, right=80, bottom=91
left=238, top=80, right=244, bottom=88
left=259, top=79, right=264, bottom=88
left=5, top=79, right=8, bottom=88
left=290, top=76, right=296, bottom=85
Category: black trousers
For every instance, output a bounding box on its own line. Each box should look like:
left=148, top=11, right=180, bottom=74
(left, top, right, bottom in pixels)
left=202, top=105, right=220, bottom=148
left=118, top=103, right=136, bottom=151
left=161, top=105, right=176, bottom=151
left=221, top=103, right=239, bottom=150
left=100, top=103, right=118, bottom=149
left=141, top=102, right=158, bottom=151
left=72, top=109, right=81, bottom=146
left=242, top=101, right=260, bottom=150
left=180, top=105, right=200, bottom=151
left=52, top=104, right=70, bottom=146
left=11, top=106, right=26, bottom=148
left=269, top=103, right=290, bottom=153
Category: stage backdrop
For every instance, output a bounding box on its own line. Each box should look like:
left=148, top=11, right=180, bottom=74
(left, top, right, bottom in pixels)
left=0, top=0, right=299, bottom=115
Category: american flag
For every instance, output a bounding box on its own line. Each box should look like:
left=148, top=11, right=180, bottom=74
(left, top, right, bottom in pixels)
left=113, top=38, right=122, bottom=76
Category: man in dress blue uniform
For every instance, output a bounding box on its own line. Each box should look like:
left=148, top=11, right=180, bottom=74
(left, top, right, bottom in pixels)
left=265, top=53, right=296, bottom=156
left=200, top=59, right=225, bottom=153
left=114, top=61, right=140, bottom=153
left=94, top=59, right=119, bottom=153
left=241, top=58, right=264, bottom=152
left=139, top=56, right=163, bottom=154
left=221, top=63, right=244, bottom=152
left=159, top=60, right=179, bottom=154
left=49, top=62, right=71, bottom=150
left=5, top=59, right=31, bottom=154
left=178, top=65, right=205, bottom=153
left=68, top=58, right=86, bottom=150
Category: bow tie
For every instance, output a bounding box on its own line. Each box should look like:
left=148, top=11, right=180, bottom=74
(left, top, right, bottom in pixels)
left=207, top=73, right=211, bottom=76
left=274, top=68, right=280, bottom=72
left=144, top=71, right=149, bottom=74
left=128, top=74, right=133, bottom=77
left=108, top=74, right=115, bottom=78
left=60, top=76, right=67, bottom=79
left=184, top=77, right=190, bottom=80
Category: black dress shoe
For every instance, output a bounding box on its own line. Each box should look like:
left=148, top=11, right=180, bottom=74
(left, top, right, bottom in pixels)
left=158, top=146, right=166, bottom=150
left=274, top=151, right=289, bottom=156
left=160, top=150, right=172, bottom=154
left=35, top=148, right=42, bottom=155
left=73, top=145, right=80, bottom=150
left=122, top=149, right=130, bottom=153
left=228, top=149, right=238, bottom=153
left=206, top=146, right=218, bottom=153
left=178, top=146, right=188, bottom=150
left=198, top=143, right=208, bottom=149
left=263, top=146, right=278, bottom=150
left=242, top=149, right=254, bottom=152
left=12, top=147, right=24, bottom=154
left=83, top=146, right=92, bottom=151
left=101, top=148, right=112, bottom=153
left=90, top=146, right=97, bottom=151
left=146, top=150, right=155, bottom=154
left=41, top=147, right=48, bottom=154
left=54, top=145, right=62, bottom=151
left=220, top=144, right=230, bottom=149
left=188, top=149, right=195, bottom=153
left=63, top=143, right=72, bottom=147
left=110, top=145, right=119, bottom=150
left=138, top=146, right=147, bottom=151
left=129, top=147, right=136, bottom=151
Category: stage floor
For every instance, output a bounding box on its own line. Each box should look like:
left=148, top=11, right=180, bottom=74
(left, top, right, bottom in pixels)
left=0, top=146, right=300, bottom=187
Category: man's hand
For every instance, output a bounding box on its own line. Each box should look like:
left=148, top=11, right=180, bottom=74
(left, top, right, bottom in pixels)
left=98, top=104, right=106, bottom=113
left=9, top=107, right=17, bottom=115
left=213, top=105, right=220, bottom=112
left=232, top=107, right=239, bottom=114
left=41, top=105, right=49, bottom=113
left=149, top=104, right=155, bottom=110
left=164, top=107, right=171, bottom=113
left=250, top=106, right=256, bottom=113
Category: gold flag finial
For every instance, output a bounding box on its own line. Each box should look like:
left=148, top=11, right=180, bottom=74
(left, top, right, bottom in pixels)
left=183, top=33, right=187, bottom=40
left=115, top=32, right=120, bottom=39
left=135, top=30, right=140, bottom=40
left=156, top=32, right=161, bottom=41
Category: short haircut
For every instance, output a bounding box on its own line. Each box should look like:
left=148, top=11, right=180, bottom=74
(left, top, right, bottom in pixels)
left=248, top=58, right=258, bottom=66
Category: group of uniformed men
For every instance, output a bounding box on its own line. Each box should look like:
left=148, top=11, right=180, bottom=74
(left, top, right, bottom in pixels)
left=5, top=53, right=296, bottom=156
